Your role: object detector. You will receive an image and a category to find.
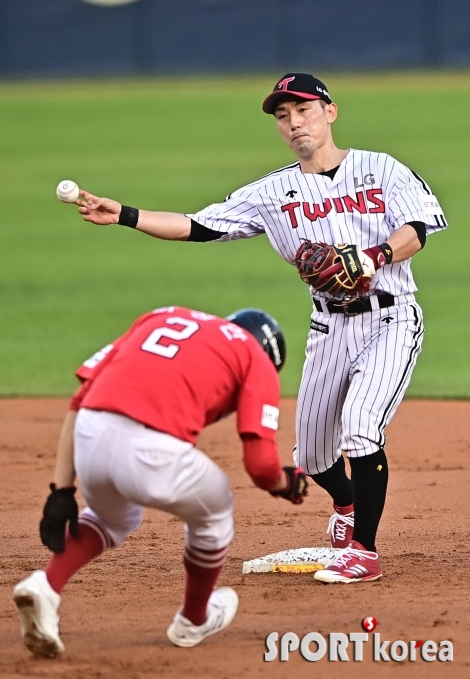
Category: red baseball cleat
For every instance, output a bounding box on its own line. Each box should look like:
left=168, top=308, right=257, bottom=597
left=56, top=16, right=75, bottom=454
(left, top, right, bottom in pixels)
left=326, top=503, right=354, bottom=548
left=314, top=540, right=382, bottom=583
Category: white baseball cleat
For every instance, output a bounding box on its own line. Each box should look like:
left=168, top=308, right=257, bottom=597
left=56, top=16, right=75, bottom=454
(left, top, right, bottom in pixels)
left=166, top=587, right=239, bottom=648
left=13, top=570, right=64, bottom=658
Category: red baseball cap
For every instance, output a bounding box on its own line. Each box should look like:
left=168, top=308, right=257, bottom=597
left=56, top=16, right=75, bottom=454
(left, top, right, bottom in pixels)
left=262, top=73, right=332, bottom=114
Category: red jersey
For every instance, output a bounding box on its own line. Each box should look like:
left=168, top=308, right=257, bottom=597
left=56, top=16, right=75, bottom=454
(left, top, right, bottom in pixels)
left=73, top=306, right=280, bottom=444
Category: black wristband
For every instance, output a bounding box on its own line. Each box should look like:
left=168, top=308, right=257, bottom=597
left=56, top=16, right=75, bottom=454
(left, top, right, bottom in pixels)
left=379, top=243, right=393, bottom=265
left=118, top=205, right=139, bottom=229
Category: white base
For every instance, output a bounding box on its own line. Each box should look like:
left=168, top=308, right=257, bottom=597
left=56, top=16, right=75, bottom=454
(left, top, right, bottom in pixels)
left=242, top=547, right=341, bottom=574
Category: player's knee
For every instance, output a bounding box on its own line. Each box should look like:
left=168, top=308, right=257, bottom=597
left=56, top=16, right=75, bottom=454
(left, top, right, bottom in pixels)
left=342, top=434, right=383, bottom=457
left=186, top=509, right=234, bottom=551
left=80, top=506, right=142, bottom=547
left=180, top=464, right=234, bottom=550
left=348, top=448, right=387, bottom=466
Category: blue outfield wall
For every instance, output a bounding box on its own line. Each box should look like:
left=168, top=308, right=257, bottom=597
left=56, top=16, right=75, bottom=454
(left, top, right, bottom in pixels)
left=0, top=0, right=470, bottom=78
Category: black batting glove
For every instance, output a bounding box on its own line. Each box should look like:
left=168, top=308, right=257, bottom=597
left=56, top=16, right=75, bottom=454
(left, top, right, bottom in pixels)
left=39, top=483, right=79, bottom=553
left=269, top=466, right=309, bottom=505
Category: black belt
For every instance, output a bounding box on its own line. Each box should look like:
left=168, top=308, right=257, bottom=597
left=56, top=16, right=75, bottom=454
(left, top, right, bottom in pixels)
left=313, top=292, right=395, bottom=317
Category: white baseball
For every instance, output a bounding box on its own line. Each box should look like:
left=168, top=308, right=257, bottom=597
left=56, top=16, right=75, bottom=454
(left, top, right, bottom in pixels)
left=56, top=180, right=80, bottom=203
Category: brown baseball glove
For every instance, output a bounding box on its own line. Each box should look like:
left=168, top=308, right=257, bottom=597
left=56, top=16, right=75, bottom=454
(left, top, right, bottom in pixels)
left=293, top=241, right=375, bottom=299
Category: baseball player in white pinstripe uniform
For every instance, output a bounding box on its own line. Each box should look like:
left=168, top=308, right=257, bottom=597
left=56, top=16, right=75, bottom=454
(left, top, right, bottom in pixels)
left=75, top=72, right=447, bottom=583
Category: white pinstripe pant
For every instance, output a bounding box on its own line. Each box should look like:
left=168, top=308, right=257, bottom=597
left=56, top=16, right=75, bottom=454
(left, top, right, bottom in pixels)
left=294, top=295, right=424, bottom=475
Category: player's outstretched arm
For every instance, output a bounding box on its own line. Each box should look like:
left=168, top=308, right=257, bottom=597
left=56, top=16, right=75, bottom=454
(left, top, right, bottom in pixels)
left=137, top=210, right=191, bottom=240
left=76, top=190, right=191, bottom=240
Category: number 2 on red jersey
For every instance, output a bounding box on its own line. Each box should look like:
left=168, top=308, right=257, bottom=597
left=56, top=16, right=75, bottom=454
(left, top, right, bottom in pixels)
left=141, top=317, right=200, bottom=359
left=140, top=314, right=248, bottom=360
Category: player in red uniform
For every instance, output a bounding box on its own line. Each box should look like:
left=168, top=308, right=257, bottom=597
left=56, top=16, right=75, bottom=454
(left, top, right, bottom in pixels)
left=13, top=306, right=308, bottom=658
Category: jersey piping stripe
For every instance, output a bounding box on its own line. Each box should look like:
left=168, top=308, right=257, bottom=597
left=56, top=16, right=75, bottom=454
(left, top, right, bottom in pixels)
left=225, top=161, right=300, bottom=199
left=251, top=160, right=300, bottom=182
left=410, top=170, right=431, bottom=195
left=377, top=308, right=424, bottom=446
left=376, top=305, right=424, bottom=444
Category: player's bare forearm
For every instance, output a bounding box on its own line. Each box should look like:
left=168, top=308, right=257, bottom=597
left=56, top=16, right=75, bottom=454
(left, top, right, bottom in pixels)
left=136, top=210, right=191, bottom=241
left=386, top=224, right=422, bottom=263
left=76, top=190, right=190, bottom=240
left=53, top=411, right=77, bottom=489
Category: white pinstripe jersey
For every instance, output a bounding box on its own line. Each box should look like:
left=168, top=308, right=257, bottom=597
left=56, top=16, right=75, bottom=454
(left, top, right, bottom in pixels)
left=190, top=149, right=447, bottom=299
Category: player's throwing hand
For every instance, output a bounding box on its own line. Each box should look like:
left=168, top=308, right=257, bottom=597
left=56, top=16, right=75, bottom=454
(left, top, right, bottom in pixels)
left=76, top=190, right=121, bottom=225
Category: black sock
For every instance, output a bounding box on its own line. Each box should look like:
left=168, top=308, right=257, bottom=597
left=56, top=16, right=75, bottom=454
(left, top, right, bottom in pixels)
left=310, top=455, right=353, bottom=507
left=349, top=449, right=388, bottom=552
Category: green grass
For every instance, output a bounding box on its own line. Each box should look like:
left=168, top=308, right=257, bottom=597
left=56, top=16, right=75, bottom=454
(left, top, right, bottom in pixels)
left=1, top=73, right=469, bottom=397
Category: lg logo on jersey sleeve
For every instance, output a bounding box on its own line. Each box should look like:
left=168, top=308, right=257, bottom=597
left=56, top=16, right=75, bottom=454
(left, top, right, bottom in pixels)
left=420, top=194, right=444, bottom=215
left=261, top=405, right=279, bottom=431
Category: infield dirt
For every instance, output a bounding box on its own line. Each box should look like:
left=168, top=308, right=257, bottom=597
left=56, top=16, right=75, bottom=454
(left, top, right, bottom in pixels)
left=1, top=398, right=469, bottom=678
